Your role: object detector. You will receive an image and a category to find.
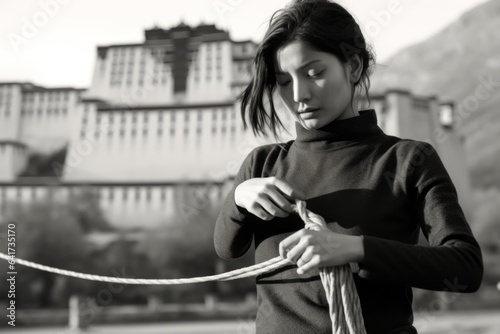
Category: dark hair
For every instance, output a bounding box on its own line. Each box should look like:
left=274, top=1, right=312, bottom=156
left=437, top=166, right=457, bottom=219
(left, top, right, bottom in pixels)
left=239, top=0, right=376, bottom=138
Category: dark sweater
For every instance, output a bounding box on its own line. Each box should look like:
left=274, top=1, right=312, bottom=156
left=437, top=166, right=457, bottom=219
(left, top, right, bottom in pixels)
left=214, top=109, right=483, bottom=334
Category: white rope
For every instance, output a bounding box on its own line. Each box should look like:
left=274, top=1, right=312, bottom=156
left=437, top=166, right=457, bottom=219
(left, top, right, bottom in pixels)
left=294, top=200, right=366, bottom=334
left=0, top=200, right=366, bottom=333
left=0, top=252, right=291, bottom=284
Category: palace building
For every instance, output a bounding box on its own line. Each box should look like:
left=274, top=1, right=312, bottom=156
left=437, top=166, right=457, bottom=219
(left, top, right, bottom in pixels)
left=0, top=83, right=85, bottom=181
left=0, top=23, right=473, bottom=228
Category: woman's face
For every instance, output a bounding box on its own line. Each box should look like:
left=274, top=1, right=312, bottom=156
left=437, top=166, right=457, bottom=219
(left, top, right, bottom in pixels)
left=274, top=41, right=357, bottom=130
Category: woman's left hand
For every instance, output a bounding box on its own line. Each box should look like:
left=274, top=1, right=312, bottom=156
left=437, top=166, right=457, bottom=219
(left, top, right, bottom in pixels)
left=279, top=229, right=364, bottom=275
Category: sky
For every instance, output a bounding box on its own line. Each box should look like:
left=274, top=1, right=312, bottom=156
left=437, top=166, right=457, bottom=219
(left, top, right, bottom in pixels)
left=0, top=0, right=490, bottom=88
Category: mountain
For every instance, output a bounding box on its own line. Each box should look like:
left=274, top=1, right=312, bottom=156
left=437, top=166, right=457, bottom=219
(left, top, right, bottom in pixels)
left=370, top=0, right=500, bottom=189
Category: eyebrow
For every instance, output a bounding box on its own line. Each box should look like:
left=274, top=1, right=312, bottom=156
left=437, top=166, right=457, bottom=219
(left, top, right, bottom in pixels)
left=275, top=59, right=322, bottom=75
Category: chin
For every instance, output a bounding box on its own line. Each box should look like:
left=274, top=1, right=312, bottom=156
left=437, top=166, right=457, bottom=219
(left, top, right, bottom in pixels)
left=299, top=118, right=325, bottom=130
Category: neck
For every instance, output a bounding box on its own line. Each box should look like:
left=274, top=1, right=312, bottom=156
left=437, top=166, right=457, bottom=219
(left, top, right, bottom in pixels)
left=294, top=109, right=384, bottom=151
left=337, top=108, right=359, bottom=121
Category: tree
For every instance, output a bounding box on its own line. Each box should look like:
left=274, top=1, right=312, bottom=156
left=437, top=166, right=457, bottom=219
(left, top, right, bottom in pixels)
left=17, top=146, right=67, bottom=179
left=0, top=186, right=117, bottom=308
left=67, top=187, right=115, bottom=233
left=1, top=196, right=90, bottom=308
left=135, top=184, right=256, bottom=303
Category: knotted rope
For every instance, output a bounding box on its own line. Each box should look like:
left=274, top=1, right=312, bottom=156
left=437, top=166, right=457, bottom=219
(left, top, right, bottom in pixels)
left=293, top=200, right=366, bottom=334
left=0, top=200, right=365, bottom=333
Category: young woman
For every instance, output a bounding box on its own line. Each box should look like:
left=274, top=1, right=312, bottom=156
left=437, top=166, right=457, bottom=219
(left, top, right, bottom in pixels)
left=214, top=1, right=483, bottom=333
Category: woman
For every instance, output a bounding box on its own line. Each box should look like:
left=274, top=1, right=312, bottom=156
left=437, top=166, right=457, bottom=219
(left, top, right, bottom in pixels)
left=214, top=1, right=483, bottom=333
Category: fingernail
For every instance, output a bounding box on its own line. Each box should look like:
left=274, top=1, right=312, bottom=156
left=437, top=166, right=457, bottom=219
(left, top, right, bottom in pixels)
left=297, top=269, right=303, bottom=275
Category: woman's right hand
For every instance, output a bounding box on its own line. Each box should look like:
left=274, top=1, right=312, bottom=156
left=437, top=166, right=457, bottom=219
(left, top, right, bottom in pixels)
left=234, top=177, right=304, bottom=221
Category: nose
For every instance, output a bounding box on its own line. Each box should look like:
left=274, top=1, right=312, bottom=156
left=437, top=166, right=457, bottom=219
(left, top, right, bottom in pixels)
left=293, top=80, right=310, bottom=103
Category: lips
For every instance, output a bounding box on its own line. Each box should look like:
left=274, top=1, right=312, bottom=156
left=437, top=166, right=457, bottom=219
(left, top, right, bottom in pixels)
left=298, top=108, right=320, bottom=114
left=298, top=108, right=320, bottom=120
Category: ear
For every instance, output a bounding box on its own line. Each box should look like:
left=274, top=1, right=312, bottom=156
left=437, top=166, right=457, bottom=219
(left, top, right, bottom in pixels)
left=347, top=54, right=363, bottom=84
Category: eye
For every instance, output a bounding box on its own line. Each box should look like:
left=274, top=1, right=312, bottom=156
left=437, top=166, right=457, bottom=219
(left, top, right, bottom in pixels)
left=277, top=80, right=291, bottom=87
left=307, top=69, right=323, bottom=78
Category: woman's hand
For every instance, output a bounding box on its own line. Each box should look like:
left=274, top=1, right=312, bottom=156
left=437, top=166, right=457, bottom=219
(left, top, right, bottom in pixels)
left=279, top=229, right=364, bottom=275
left=234, top=177, right=304, bottom=221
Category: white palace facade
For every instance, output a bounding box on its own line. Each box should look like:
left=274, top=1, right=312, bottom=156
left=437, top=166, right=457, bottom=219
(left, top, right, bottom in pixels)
left=0, top=23, right=473, bottom=228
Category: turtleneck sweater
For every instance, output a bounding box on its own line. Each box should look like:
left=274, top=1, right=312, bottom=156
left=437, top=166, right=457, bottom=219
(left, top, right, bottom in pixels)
left=214, top=109, right=483, bottom=334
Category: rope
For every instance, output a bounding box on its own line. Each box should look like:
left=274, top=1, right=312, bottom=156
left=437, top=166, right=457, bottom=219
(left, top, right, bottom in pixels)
left=0, top=252, right=290, bottom=284
left=294, top=200, right=366, bottom=334
left=0, top=200, right=365, bottom=333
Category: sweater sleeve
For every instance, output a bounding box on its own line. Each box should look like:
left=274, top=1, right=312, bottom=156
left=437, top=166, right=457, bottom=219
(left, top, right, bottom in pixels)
left=213, top=148, right=257, bottom=259
left=359, top=142, right=484, bottom=292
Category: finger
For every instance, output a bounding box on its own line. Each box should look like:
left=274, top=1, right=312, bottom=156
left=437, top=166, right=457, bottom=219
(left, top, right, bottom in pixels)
left=264, top=193, right=294, bottom=217
left=297, top=254, right=321, bottom=275
left=249, top=204, right=273, bottom=221
left=267, top=190, right=294, bottom=213
left=259, top=195, right=290, bottom=218
left=272, top=178, right=305, bottom=200
left=285, top=239, right=308, bottom=263
left=279, top=229, right=306, bottom=259
left=297, top=245, right=315, bottom=267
